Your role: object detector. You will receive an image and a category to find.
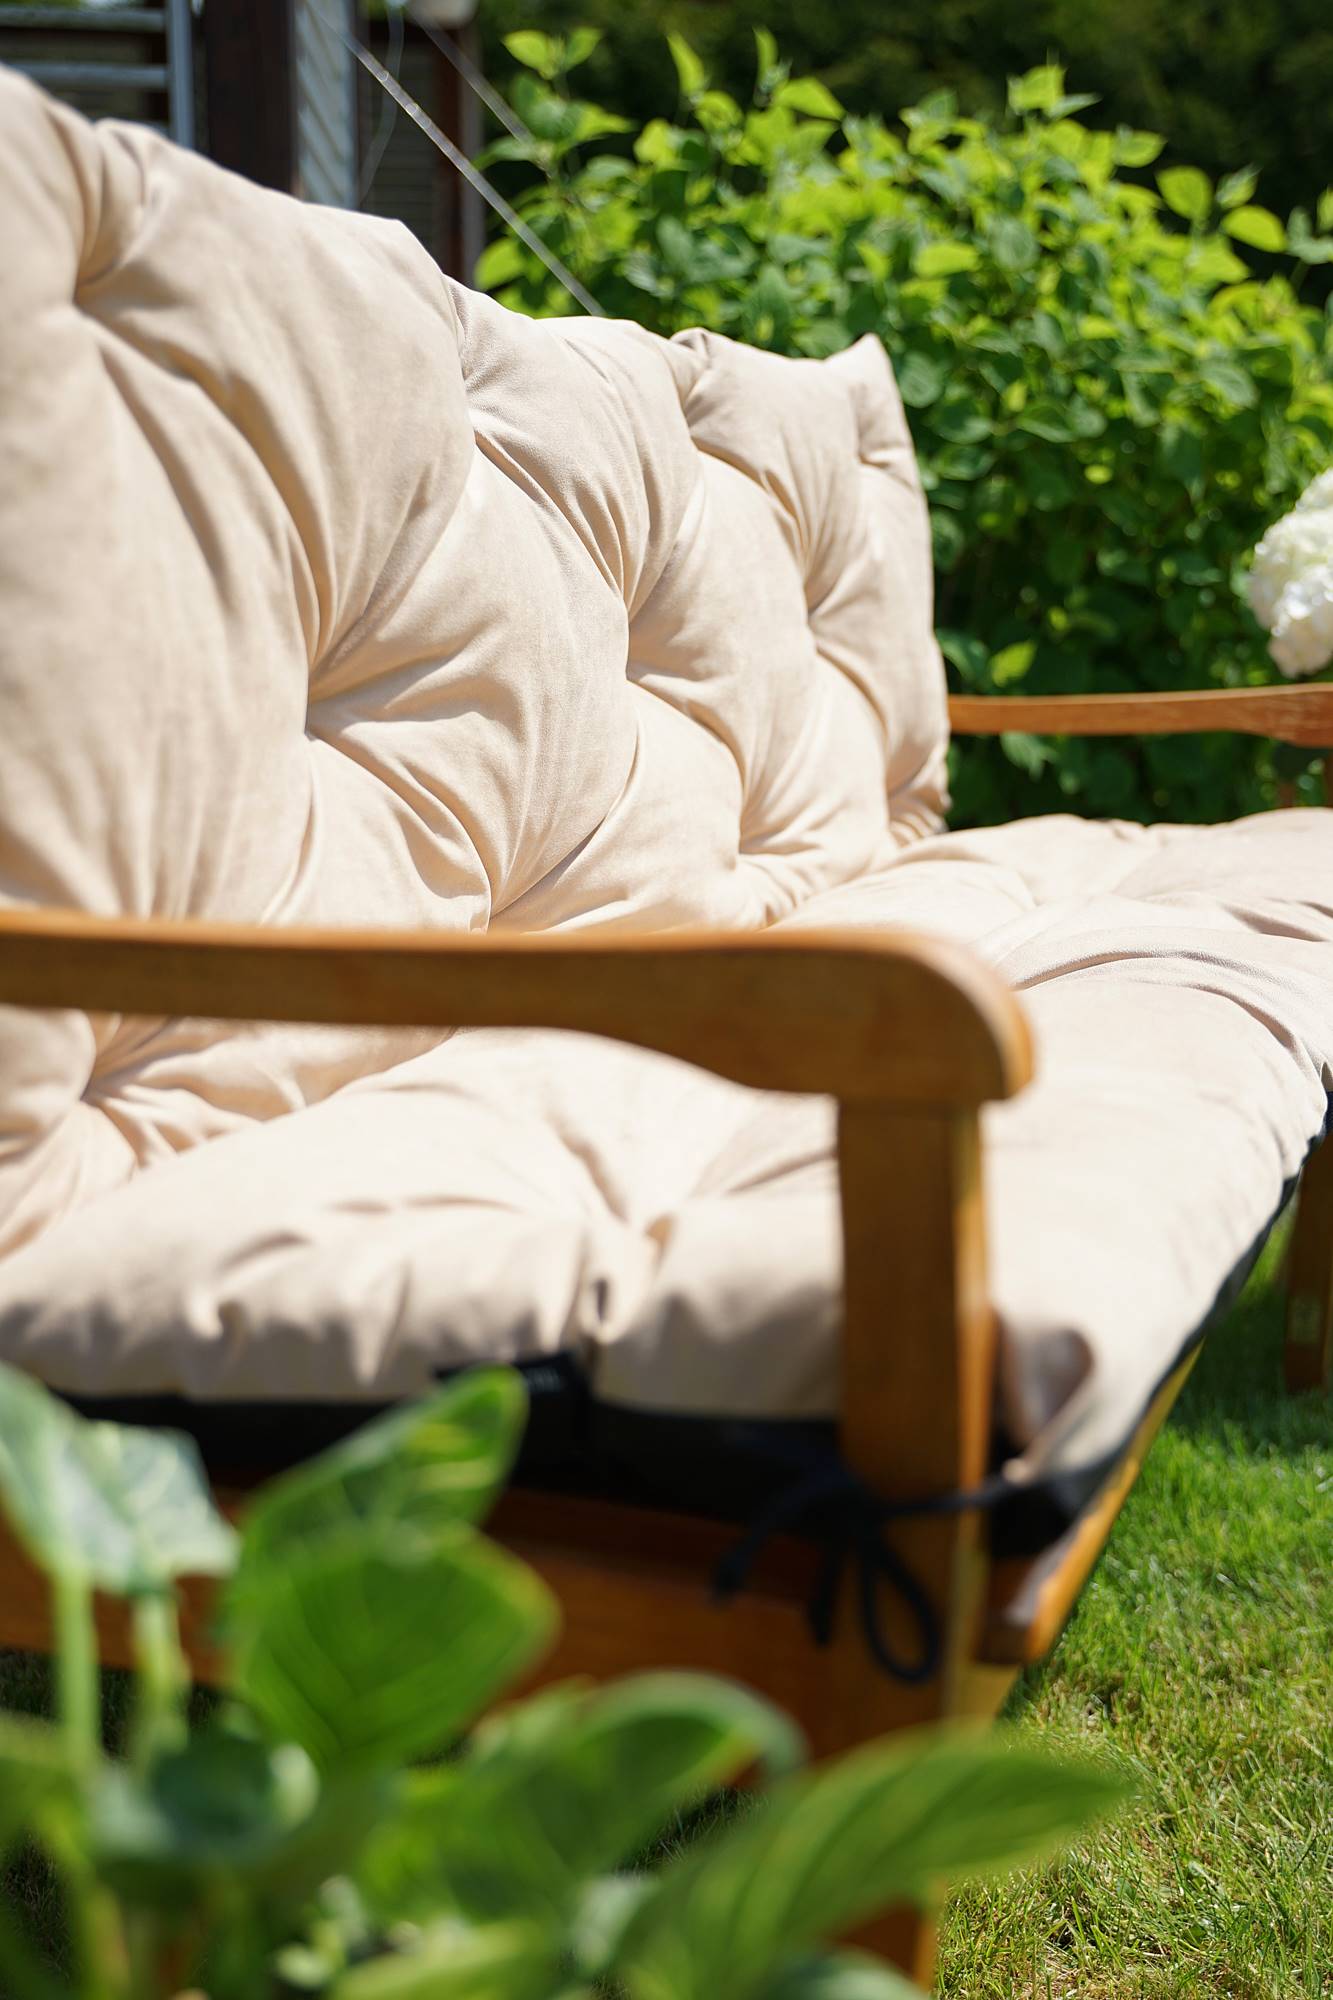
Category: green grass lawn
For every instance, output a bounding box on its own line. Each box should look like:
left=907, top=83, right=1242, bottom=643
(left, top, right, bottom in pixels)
left=937, top=1219, right=1333, bottom=1999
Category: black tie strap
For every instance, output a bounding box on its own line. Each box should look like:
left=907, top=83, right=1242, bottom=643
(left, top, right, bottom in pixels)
left=712, top=1451, right=1016, bottom=1685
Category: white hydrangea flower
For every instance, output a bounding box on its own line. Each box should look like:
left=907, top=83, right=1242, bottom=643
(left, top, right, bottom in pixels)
left=1248, top=471, right=1333, bottom=679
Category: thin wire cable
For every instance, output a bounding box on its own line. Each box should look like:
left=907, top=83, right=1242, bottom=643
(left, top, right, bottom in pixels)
left=358, top=1, right=405, bottom=203
left=343, top=33, right=606, bottom=317
left=406, top=7, right=532, bottom=143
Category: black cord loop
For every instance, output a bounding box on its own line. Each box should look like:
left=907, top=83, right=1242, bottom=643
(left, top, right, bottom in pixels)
left=712, top=1448, right=1016, bottom=1686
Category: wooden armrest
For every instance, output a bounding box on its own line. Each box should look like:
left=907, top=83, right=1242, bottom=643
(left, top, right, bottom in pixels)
left=949, top=685, right=1333, bottom=746
left=0, top=906, right=1030, bottom=1110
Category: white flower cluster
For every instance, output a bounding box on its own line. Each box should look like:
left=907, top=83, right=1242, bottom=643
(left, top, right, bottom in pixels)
left=1247, top=469, right=1333, bottom=679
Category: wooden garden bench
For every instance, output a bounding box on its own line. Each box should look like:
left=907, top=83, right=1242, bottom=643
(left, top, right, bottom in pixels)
left=2, top=683, right=1331, bottom=1978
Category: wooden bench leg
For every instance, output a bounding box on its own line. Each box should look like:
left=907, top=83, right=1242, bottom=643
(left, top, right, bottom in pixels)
left=811, top=1528, right=1021, bottom=1983
left=855, top=1904, right=939, bottom=1986
left=1285, top=1129, right=1333, bottom=1392
left=831, top=1106, right=1020, bottom=1987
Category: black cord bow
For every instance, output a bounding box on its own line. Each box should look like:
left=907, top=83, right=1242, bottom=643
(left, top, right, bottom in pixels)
left=713, top=1449, right=1015, bottom=1685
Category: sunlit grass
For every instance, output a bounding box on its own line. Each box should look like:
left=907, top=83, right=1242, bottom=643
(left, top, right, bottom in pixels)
left=938, top=1220, right=1333, bottom=1998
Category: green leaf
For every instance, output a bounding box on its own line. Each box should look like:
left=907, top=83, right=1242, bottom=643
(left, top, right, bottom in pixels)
left=1113, top=127, right=1165, bottom=168
left=756, top=1951, right=926, bottom=2000
left=988, top=217, right=1039, bottom=273
left=913, top=242, right=981, bottom=279
left=990, top=642, right=1036, bottom=687
left=933, top=398, right=991, bottom=446
left=507, top=73, right=579, bottom=146
left=1049, top=93, right=1100, bottom=119
left=774, top=77, right=844, bottom=121
left=658, top=214, right=697, bottom=278
left=798, top=319, right=854, bottom=360
left=1217, top=166, right=1259, bottom=210
left=613, top=1730, right=1127, bottom=2000
left=231, top=1525, right=557, bottom=1777
left=0, top=1711, right=75, bottom=1851
left=694, top=90, right=743, bottom=135
left=570, top=1873, right=654, bottom=1980
left=931, top=512, right=966, bottom=573
left=908, top=88, right=958, bottom=125
left=1017, top=310, right=1064, bottom=357
left=1007, top=65, right=1067, bottom=117
left=332, top=1921, right=557, bottom=2000
left=667, top=33, right=706, bottom=102
left=568, top=103, right=634, bottom=144
left=563, top=27, right=601, bottom=72
left=1001, top=732, right=1056, bottom=776
left=634, top=118, right=684, bottom=168
left=931, top=444, right=994, bottom=482
left=1016, top=401, right=1099, bottom=444
left=744, top=264, right=796, bottom=344
left=1288, top=208, right=1333, bottom=265
left=87, top=1727, right=383, bottom=1907
left=1096, top=544, right=1144, bottom=584
left=1159, top=423, right=1204, bottom=492
left=1223, top=206, right=1286, bottom=252
left=236, top=1370, right=526, bottom=1587
left=1173, top=551, right=1224, bottom=586
left=366, top=1675, right=801, bottom=1930
left=474, top=238, right=528, bottom=293
left=1200, top=357, right=1257, bottom=408
left=936, top=630, right=989, bottom=686
left=0, top=1363, right=237, bottom=1594
left=896, top=351, right=947, bottom=408
left=1185, top=238, right=1249, bottom=284
left=1022, top=461, right=1076, bottom=511
left=1157, top=166, right=1212, bottom=223
left=754, top=26, right=782, bottom=93
left=1047, top=533, right=1089, bottom=588
left=502, top=32, right=560, bottom=81
left=475, top=135, right=544, bottom=170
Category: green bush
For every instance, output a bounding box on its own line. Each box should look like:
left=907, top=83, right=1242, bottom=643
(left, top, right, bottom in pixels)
left=0, top=1363, right=1122, bottom=1999
left=478, top=0, right=1333, bottom=272
left=478, top=35, right=1333, bottom=825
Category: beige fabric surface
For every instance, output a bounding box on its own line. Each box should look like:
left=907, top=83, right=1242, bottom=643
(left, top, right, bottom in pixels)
left=1, top=74, right=1331, bottom=1487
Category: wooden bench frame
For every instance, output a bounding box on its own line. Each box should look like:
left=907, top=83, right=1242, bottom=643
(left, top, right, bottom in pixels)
left=1, top=686, right=1331, bottom=1985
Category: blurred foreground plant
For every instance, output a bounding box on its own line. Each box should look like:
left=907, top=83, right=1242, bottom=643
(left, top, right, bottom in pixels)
left=0, top=1364, right=1123, bottom=1998
left=479, top=31, right=1333, bottom=821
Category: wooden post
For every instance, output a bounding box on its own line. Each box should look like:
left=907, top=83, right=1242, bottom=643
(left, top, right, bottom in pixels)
left=201, top=0, right=297, bottom=191
left=834, top=1105, right=999, bottom=1983
left=1285, top=1130, right=1333, bottom=1392
left=431, top=21, right=485, bottom=279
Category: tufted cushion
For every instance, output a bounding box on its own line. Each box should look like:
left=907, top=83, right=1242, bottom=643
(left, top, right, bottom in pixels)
left=0, top=70, right=945, bottom=1259
left=3, top=74, right=1332, bottom=1503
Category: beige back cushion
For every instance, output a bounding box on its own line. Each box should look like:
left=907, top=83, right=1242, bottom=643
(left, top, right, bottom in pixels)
left=0, top=71, right=947, bottom=1258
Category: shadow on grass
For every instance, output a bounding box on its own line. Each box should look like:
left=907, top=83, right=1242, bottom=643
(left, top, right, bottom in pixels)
left=1166, top=1208, right=1329, bottom=1454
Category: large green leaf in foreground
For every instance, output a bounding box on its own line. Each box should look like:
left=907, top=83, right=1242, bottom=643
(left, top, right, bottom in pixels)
left=614, top=1729, right=1130, bottom=2000
left=238, top=1370, right=527, bottom=1573
left=230, top=1522, right=557, bottom=1776
left=0, top=1362, right=237, bottom=1594
left=361, top=1673, right=804, bottom=1927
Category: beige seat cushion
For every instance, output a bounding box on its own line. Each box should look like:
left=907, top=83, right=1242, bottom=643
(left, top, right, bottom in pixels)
left=1, top=73, right=1330, bottom=1496
left=2, top=808, right=1329, bottom=1487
